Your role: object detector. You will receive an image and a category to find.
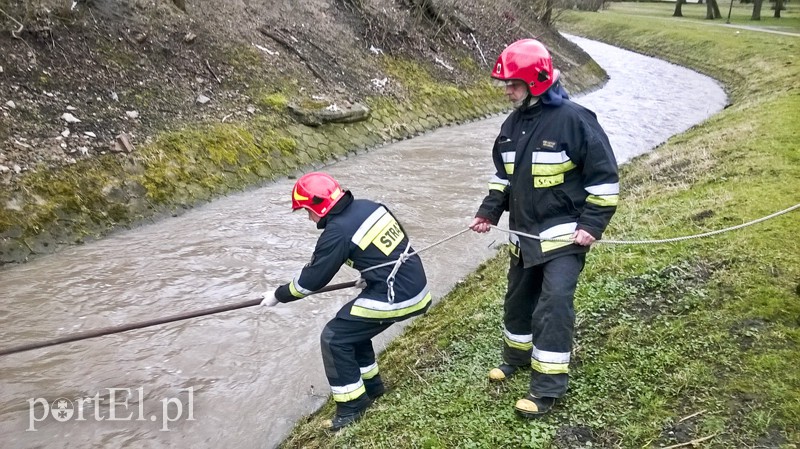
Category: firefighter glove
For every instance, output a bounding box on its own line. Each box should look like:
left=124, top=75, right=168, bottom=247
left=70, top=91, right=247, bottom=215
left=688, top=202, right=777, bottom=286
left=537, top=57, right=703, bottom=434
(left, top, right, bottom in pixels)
left=261, top=290, right=279, bottom=307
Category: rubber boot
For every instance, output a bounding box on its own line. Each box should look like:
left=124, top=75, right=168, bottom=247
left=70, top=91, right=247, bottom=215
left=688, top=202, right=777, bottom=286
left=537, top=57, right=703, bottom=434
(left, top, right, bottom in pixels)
left=365, top=376, right=386, bottom=401
left=323, top=394, right=370, bottom=431
left=514, top=393, right=555, bottom=418
left=488, top=363, right=523, bottom=381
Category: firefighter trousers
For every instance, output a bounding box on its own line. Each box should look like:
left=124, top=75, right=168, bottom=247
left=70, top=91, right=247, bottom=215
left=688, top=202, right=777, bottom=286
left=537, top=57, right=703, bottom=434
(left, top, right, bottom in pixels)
left=502, top=253, right=585, bottom=398
left=320, top=316, right=392, bottom=414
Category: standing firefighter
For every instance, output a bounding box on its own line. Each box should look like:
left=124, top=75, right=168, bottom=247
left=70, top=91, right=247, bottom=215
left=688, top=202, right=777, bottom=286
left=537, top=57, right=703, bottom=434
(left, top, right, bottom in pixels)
left=262, top=172, right=432, bottom=430
left=470, top=39, right=619, bottom=417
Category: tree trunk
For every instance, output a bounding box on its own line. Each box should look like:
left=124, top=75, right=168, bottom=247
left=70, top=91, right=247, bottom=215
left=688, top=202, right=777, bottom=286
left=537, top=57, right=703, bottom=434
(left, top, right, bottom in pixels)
left=673, top=0, right=684, bottom=17
left=705, top=0, right=716, bottom=19
left=773, top=0, right=783, bottom=18
left=751, top=0, right=763, bottom=20
left=711, top=0, right=722, bottom=18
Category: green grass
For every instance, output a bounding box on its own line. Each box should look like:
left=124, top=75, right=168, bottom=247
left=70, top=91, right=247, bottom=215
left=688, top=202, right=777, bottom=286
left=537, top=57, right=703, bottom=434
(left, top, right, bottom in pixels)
left=281, top=4, right=800, bottom=448
left=600, top=1, right=800, bottom=32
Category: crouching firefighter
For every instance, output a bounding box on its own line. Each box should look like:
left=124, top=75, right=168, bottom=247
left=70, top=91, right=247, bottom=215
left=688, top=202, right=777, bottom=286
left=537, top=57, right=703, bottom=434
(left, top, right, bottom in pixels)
left=262, top=172, right=432, bottom=431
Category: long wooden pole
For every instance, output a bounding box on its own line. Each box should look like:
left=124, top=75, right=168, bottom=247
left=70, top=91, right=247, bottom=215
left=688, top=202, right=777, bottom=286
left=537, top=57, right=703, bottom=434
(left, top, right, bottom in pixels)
left=0, top=281, right=357, bottom=357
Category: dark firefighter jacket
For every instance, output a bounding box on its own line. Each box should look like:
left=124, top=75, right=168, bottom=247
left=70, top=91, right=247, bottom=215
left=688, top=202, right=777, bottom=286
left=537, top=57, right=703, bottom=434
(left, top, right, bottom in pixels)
left=275, top=192, right=431, bottom=322
left=476, top=99, right=619, bottom=268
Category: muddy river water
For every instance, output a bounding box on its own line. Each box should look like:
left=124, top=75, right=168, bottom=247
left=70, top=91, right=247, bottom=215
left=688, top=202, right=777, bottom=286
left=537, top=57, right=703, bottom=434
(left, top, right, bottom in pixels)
left=0, top=35, right=726, bottom=448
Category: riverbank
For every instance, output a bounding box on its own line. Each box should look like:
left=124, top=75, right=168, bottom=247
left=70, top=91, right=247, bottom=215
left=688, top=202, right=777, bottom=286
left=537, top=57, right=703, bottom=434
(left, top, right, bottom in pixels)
left=0, top=0, right=606, bottom=266
left=280, top=3, right=800, bottom=448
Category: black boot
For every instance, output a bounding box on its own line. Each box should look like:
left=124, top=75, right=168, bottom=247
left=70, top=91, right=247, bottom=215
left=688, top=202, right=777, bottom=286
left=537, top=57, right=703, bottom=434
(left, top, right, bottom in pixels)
left=323, top=394, right=370, bottom=431
left=488, top=363, right=525, bottom=381
left=326, top=410, right=365, bottom=431
left=514, top=393, right=556, bottom=418
left=365, top=376, right=386, bottom=401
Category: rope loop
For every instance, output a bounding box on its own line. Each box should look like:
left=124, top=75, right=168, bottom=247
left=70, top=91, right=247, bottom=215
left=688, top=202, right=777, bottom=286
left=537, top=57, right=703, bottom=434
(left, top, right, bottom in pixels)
left=386, top=242, right=412, bottom=304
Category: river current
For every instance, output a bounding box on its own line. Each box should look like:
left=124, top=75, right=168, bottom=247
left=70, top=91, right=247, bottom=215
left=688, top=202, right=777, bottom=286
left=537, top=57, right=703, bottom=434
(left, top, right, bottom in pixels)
left=0, top=35, right=726, bottom=448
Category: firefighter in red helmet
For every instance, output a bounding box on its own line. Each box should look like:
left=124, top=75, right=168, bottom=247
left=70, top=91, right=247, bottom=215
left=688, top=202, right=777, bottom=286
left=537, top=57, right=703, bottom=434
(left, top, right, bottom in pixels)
left=262, top=172, right=431, bottom=430
left=471, top=39, right=619, bottom=417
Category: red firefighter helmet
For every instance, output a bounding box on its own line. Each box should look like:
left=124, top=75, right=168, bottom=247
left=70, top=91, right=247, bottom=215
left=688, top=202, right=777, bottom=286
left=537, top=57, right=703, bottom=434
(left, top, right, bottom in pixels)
left=291, top=172, right=344, bottom=217
left=492, top=39, right=560, bottom=97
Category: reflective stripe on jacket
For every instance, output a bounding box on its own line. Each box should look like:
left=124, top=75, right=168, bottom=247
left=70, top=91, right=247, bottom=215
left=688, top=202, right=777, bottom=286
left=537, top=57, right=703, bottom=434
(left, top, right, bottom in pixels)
left=276, top=193, right=430, bottom=322
left=476, top=99, right=619, bottom=267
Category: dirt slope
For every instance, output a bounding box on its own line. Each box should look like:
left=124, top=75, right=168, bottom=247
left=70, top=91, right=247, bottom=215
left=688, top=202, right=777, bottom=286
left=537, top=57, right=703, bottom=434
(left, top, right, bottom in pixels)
left=0, top=0, right=602, bottom=264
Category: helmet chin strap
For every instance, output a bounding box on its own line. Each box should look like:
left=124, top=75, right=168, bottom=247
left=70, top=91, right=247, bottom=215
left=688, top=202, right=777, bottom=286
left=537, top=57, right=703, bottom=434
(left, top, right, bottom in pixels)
left=513, top=94, right=540, bottom=110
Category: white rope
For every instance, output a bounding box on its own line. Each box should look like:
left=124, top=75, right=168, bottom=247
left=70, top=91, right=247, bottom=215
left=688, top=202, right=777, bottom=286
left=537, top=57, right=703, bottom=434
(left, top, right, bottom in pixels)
left=386, top=241, right=412, bottom=304
left=350, top=202, right=798, bottom=283
left=360, top=227, right=472, bottom=274
left=491, top=202, right=800, bottom=245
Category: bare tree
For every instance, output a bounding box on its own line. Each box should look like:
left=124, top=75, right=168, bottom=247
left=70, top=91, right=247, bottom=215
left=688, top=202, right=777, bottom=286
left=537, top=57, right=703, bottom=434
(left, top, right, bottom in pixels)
left=705, top=0, right=715, bottom=18
left=705, top=0, right=722, bottom=19
left=773, top=0, right=784, bottom=18
left=711, top=0, right=722, bottom=17
left=673, top=0, right=684, bottom=17
left=751, top=0, right=763, bottom=19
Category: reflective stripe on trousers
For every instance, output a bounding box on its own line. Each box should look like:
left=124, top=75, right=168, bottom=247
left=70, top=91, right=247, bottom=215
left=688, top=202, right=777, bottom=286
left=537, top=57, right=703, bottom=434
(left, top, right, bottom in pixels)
left=501, top=253, right=585, bottom=398
left=320, top=316, right=392, bottom=412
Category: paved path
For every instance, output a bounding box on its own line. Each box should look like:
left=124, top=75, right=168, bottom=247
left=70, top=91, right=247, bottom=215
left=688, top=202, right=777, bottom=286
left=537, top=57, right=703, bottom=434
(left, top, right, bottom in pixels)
left=718, top=22, right=800, bottom=37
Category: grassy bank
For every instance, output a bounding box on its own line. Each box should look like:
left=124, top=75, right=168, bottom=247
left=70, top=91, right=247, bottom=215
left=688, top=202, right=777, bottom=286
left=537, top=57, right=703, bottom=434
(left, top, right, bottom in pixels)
left=281, top=4, right=800, bottom=448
